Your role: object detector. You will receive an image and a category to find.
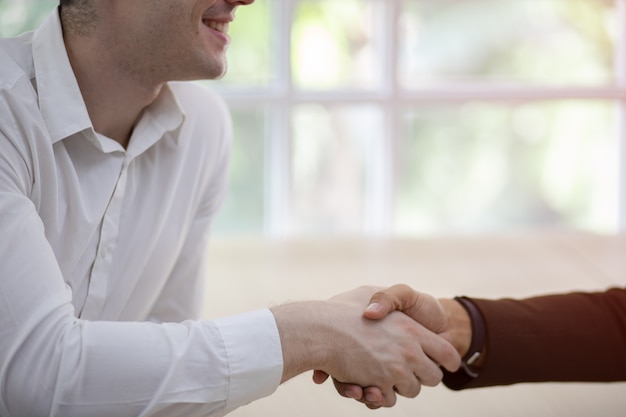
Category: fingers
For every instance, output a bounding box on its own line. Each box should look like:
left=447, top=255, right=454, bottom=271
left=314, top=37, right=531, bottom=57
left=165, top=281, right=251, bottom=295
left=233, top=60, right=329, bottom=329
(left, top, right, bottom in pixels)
left=381, top=388, right=398, bottom=408
left=329, top=379, right=391, bottom=408
left=399, top=315, right=461, bottom=375
left=331, top=380, right=421, bottom=409
left=315, top=372, right=366, bottom=401
left=360, top=381, right=419, bottom=409
left=343, top=384, right=364, bottom=400
left=411, top=354, right=444, bottom=387
left=392, top=375, right=423, bottom=398
left=362, top=386, right=384, bottom=405
left=421, top=329, right=462, bottom=372
left=364, top=384, right=397, bottom=408
left=330, top=379, right=364, bottom=400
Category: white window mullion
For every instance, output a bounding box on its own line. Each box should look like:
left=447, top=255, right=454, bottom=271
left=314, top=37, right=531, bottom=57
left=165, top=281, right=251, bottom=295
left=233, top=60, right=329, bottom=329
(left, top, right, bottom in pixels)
left=616, top=0, right=626, bottom=232
left=402, top=85, right=626, bottom=102
left=266, top=0, right=295, bottom=236
left=384, top=0, right=403, bottom=237
left=364, top=0, right=400, bottom=236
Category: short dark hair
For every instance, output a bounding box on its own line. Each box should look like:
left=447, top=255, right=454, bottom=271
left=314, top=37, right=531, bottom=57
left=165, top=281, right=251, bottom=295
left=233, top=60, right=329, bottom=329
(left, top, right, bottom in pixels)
left=59, top=0, right=97, bottom=37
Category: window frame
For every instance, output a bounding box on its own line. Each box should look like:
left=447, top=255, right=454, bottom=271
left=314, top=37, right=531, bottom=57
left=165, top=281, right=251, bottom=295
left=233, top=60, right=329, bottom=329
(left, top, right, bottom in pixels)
left=214, top=0, right=626, bottom=236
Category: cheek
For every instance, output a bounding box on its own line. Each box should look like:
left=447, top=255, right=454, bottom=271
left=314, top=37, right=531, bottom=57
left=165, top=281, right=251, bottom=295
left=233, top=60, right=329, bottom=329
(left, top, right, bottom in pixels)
left=144, top=19, right=192, bottom=56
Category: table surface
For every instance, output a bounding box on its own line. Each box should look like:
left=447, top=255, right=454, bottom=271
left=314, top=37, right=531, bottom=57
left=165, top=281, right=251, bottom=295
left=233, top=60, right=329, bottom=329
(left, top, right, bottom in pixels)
left=203, top=231, right=626, bottom=417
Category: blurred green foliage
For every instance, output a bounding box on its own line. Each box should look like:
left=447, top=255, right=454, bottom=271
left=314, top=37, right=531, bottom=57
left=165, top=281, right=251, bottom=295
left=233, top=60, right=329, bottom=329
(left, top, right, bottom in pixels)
left=395, top=102, right=614, bottom=234
left=400, top=0, right=615, bottom=85
left=0, top=0, right=57, bottom=37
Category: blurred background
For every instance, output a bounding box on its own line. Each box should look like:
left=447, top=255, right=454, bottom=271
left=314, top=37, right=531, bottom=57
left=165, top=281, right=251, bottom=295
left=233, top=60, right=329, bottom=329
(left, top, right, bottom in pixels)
left=2, top=0, right=624, bottom=237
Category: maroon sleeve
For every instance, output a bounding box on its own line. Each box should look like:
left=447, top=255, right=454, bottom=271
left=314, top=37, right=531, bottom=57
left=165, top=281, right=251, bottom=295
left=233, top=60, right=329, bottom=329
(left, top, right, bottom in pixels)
left=444, top=288, right=626, bottom=389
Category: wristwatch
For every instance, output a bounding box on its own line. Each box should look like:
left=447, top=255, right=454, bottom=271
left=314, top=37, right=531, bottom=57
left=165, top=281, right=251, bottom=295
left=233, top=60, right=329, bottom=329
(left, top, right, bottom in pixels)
left=441, top=296, right=486, bottom=390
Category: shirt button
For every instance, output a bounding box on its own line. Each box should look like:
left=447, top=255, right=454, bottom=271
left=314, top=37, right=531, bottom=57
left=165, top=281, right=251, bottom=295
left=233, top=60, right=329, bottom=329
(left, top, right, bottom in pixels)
left=101, top=247, right=109, bottom=258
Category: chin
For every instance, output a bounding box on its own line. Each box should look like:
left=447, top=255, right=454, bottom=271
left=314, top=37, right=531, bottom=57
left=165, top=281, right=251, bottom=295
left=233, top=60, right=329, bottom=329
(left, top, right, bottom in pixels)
left=175, top=63, right=226, bottom=82
left=212, top=67, right=228, bottom=80
left=204, top=65, right=228, bottom=80
left=196, top=56, right=227, bottom=80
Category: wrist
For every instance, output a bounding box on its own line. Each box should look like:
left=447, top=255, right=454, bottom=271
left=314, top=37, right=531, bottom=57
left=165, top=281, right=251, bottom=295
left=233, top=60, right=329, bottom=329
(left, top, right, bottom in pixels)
left=454, top=297, right=486, bottom=373
left=439, top=298, right=473, bottom=357
left=440, top=297, right=487, bottom=389
left=270, top=301, right=332, bottom=383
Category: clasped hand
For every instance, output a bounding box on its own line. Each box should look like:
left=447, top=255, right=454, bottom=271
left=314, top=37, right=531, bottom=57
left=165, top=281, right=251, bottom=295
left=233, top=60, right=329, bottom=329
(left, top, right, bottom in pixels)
left=315, top=285, right=460, bottom=409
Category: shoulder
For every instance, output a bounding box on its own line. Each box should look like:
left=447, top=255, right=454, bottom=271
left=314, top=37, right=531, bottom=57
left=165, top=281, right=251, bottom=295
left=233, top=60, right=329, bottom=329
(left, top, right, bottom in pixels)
left=167, top=81, right=233, bottom=160
left=165, top=83, right=233, bottom=210
left=0, top=37, right=49, bottom=190
left=0, top=33, right=40, bottom=129
left=0, top=56, right=43, bottom=145
left=165, top=82, right=233, bottom=170
left=168, top=81, right=231, bottom=124
left=0, top=76, right=42, bottom=197
left=0, top=33, right=36, bottom=90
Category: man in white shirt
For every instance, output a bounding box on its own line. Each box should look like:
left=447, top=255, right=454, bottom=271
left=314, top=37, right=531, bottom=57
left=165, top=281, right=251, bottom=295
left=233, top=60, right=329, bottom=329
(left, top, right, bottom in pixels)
left=0, top=1, right=461, bottom=416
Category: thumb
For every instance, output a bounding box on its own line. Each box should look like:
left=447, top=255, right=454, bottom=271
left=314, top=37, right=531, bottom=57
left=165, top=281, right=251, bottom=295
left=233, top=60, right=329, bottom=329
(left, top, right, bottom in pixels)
left=312, top=370, right=330, bottom=384
left=363, top=284, right=447, bottom=333
left=363, top=284, right=418, bottom=320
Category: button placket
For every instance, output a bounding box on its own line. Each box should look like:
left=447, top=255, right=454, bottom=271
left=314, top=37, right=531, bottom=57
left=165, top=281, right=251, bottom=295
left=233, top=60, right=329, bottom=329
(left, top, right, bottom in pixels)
left=81, top=158, right=130, bottom=319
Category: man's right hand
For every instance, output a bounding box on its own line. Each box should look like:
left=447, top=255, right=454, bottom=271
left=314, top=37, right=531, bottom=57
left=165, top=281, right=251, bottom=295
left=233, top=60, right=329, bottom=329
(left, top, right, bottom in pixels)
left=314, top=284, right=473, bottom=408
left=270, top=286, right=461, bottom=408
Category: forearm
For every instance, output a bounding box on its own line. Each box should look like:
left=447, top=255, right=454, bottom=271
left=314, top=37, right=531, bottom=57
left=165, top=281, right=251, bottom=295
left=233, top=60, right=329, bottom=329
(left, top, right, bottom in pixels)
left=443, top=288, right=626, bottom=389
left=2, top=308, right=282, bottom=417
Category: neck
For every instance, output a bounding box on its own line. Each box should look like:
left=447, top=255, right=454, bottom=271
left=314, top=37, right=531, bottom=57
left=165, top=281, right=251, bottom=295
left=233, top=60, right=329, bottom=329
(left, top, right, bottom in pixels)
left=63, top=33, right=163, bottom=149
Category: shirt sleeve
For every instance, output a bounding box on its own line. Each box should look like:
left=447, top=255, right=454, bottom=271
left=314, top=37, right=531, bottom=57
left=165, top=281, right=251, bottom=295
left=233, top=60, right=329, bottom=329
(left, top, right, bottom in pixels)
left=443, top=288, right=626, bottom=389
left=0, top=132, right=282, bottom=417
left=145, top=212, right=214, bottom=322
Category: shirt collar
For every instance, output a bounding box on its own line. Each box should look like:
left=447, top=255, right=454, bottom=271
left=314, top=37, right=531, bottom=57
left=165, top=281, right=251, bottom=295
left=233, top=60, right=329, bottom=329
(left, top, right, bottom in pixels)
left=125, top=84, right=185, bottom=159
left=32, top=8, right=92, bottom=144
left=31, top=8, right=186, bottom=155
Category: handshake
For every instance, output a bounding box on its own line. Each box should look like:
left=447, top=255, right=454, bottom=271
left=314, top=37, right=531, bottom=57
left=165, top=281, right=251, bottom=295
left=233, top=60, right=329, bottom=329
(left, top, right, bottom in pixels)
left=270, top=285, right=474, bottom=409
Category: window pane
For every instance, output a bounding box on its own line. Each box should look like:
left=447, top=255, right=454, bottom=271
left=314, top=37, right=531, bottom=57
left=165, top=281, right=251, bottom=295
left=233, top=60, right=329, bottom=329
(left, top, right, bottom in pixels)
left=212, top=107, right=267, bottom=234
left=292, top=0, right=385, bottom=90
left=216, top=0, right=273, bottom=88
left=291, top=104, right=383, bottom=233
left=399, top=0, right=617, bottom=87
left=0, top=0, right=57, bottom=36
left=394, top=101, right=617, bottom=234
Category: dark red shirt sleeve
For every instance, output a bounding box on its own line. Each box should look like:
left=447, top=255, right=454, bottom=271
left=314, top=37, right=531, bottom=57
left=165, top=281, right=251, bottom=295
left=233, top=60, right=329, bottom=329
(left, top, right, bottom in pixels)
left=443, top=288, right=626, bottom=389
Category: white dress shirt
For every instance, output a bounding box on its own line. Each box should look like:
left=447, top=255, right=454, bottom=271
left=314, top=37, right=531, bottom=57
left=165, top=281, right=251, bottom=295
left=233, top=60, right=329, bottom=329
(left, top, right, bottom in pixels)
left=0, top=8, right=282, bottom=417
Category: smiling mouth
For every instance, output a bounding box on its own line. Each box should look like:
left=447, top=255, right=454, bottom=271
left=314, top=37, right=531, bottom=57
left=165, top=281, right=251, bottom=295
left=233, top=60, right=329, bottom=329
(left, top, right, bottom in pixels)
left=203, top=20, right=230, bottom=34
